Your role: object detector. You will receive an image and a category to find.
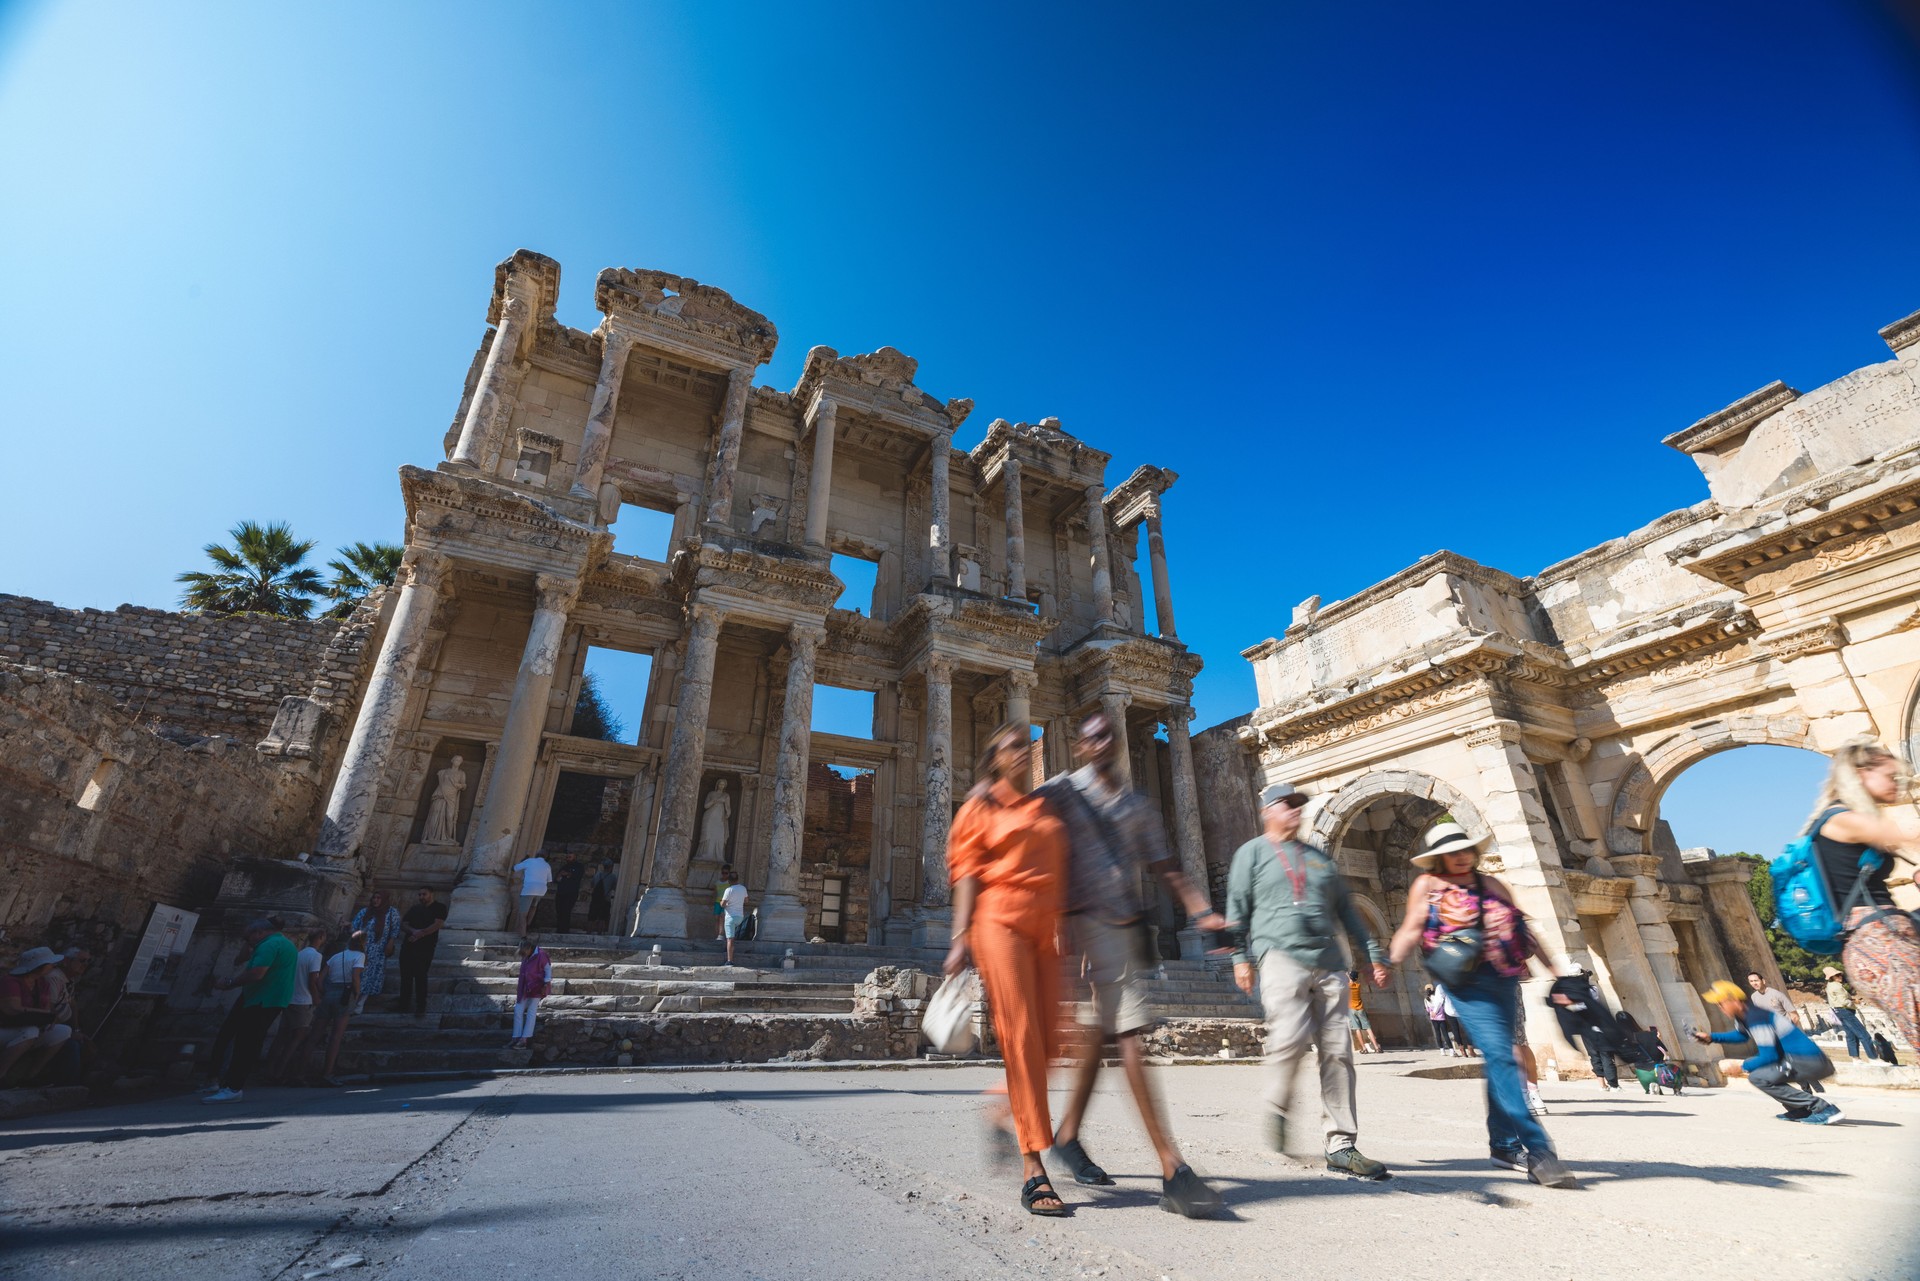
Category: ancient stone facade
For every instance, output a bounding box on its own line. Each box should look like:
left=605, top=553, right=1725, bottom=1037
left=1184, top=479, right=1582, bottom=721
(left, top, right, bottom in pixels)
left=1197, top=308, right=1920, bottom=1068
left=314, top=250, right=1208, bottom=946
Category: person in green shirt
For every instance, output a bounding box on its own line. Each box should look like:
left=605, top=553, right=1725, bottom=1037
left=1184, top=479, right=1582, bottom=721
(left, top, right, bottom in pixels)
left=204, top=919, right=297, bottom=1103
left=1226, top=782, right=1392, bottom=1180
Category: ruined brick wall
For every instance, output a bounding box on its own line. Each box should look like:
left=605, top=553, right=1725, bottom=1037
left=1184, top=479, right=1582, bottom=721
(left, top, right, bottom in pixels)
left=0, top=663, right=319, bottom=1035
left=0, top=594, right=356, bottom=742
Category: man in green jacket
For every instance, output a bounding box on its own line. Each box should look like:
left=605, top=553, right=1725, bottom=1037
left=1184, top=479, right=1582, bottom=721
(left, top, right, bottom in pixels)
left=1227, top=783, right=1393, bottom=1179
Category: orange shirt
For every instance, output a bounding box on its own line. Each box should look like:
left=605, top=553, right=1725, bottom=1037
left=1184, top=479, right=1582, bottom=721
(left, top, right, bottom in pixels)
left=948, top=781, right=1067, bottom=928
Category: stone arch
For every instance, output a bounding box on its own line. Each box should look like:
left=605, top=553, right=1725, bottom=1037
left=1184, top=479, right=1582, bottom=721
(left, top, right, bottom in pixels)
left=1307, top=769, right=1486, bottom=852
left=1902, top=667, right=1920, bottom=772
left=1605, top=713, right=1818, bottom=855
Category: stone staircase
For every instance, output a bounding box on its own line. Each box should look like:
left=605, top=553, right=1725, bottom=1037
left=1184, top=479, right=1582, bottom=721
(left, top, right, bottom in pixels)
left=330, top=932, right=1259, bottom=1077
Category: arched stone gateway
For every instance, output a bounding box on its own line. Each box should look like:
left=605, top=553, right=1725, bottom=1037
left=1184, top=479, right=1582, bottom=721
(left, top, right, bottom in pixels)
left=1194, top=308, right=1920, bottom=1081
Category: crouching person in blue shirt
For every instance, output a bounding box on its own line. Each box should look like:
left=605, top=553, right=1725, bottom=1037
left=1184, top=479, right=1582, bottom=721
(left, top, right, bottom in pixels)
left=1691, top=979, right=1841, bottom=1125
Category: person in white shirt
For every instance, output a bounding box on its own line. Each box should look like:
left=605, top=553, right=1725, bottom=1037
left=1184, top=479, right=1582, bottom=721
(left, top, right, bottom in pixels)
left=315, top=932, right=367, bottom=1086
left=265, top=929, right=326, bottom=1083
left=720, top=879, right=749, bottom=966
left=511, top=852, right=554, bottom=933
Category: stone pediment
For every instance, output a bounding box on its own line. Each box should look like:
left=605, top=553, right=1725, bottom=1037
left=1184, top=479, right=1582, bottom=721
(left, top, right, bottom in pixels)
left=402, top=466, right=605, bottom=576
left=1105, top=464, right=1179, bottom=526
left=489, top=249, right=562, bottom=327
left=670, top=539, right=841, bottom=615
left=791, top=345, right=961, bottom=435
left=973, top=416, right=1110, bottom=491
left=596, top=267, right=778, bottom=367
left=892, top=590, right=1053, bottom=668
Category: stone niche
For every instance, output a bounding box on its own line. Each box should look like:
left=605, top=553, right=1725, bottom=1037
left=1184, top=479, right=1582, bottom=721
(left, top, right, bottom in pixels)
left=686, top=767, right=747, bottom=889
left=402, top=739, right=488, bottom=882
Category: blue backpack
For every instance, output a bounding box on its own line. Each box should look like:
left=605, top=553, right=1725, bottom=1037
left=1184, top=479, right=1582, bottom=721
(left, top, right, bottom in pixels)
left=1771, top=807, right=1883, bottom=954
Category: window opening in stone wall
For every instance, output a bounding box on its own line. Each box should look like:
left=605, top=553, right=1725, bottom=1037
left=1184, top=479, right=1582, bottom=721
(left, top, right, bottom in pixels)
left=76, top=758, right=118, bottom=811
left=811, top=684, right=876, bottom=738
left=532, top=770, right=634, bottom=932
left=611, top=502, right=676, bottom=562
left=1129, top=529, right=1163, bottom=636
left=804, top=762, right=875, bottom=943
left=1534, top=762, right=1574, bottom=856
left=577, top=646, right=653, bottom=746
left=828, top=553, right=879, bottom=617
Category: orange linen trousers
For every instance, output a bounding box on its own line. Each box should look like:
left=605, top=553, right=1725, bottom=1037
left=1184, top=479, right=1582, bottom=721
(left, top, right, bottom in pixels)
left=949, top=781, right=1068, bottom=1154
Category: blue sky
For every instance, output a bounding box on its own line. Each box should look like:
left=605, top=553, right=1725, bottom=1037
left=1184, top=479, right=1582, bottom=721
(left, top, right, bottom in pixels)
left=3, top=1, right=1912, bottom=855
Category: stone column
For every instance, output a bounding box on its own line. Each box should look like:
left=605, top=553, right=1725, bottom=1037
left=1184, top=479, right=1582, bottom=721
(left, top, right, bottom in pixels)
left=1461, top=719, right=1591, bottom=1060
left=929, top=431, right=953, bottom=586
left=314, top=549, right=451, bottom=861
left=703, top=365, right=755, bottom=529
left=1085, top=484, right=1114, bottom=625
left=804, top=399, right=838, bottom=548
left=445, top=572, right=581, bottom=929
left=450, top=294, right=531, bottom=468
left=1164, top=706, right=1209, bottom=899
left=1144, top=503, right=1178, bottom=639
left=913, top=656, right=955, bottom=946
left=760, top=622, right=825, bottom=942
left=1002, top=457, right=1027, bottom=602
left=1003, top=670, right=1035, bottom=732
left=1689, top=857, right=1785, bottom=990
left=1099, top=690, right=1132, bottom=788
left=1615, top=852, right=1716, bottom=1068
left=569, top=330, right=634, bottom=500
left=633, top=602, right=727, bottom=936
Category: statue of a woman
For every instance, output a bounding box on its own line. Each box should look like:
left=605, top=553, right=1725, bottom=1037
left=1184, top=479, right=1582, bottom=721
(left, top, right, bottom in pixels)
left=696, top=778, right=732, bottom=863
left=422, top=755, right=467, bottom=846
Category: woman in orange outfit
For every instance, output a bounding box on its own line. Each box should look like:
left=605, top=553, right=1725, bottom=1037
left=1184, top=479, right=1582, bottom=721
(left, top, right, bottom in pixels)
left=945, top=721, right=1071, bottom=1216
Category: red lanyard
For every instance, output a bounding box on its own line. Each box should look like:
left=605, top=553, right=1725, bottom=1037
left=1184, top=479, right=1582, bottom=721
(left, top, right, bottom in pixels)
left=1272, top=840, right=1308, bottom=904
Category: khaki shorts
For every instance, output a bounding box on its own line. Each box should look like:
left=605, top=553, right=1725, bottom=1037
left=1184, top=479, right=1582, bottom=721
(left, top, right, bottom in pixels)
left=282, top=1003, right=315, bottom=1030
left=1068, top=915, right=1154, bottom=1038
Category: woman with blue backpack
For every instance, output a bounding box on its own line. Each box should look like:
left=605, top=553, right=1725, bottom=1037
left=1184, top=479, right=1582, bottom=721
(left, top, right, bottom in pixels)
left=1786, top=738, right=1920, bottom=1055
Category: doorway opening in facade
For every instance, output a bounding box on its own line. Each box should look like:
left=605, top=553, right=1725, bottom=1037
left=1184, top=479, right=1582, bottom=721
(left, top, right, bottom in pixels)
left=577, top=646, right=653, bottom=745
left=610, top=502, right=676, bottom=561
left=829, top=553, right=880, bottom=617
left=1326, top=791, right=1456, bottom=1047
left=812, top=684, right=876, bottom=738
left=803, top=761, right=876, bottom=943
left=533, top=769, right=634, bottom=933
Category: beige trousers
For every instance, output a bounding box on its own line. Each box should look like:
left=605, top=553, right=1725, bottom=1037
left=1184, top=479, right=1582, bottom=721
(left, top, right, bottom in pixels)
left=1257, top=948, right=1359, bottom=1154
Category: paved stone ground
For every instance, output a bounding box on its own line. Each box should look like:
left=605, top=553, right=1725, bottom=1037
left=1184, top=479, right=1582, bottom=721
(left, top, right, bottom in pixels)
left=1, top=1052, right=1915, bottom=1281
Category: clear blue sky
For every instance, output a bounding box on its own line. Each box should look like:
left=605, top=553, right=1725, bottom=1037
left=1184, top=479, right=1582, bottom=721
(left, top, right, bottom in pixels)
left=3, top=2, right=1914, bottom=854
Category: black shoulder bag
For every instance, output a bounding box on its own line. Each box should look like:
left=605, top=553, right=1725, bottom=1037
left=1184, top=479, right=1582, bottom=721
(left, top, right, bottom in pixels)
left=1422, top=874, right=1485, bottom=990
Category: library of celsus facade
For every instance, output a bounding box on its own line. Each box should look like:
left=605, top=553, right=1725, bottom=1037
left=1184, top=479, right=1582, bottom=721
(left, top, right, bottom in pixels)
left=312, top=249, right=1207, bottom=944
left=1194, top=308, right=1920, bottom=1069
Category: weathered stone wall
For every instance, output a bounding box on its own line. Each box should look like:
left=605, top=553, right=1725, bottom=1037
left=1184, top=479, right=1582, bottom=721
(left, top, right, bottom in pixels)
left=1192, top=714, right=1258, bottom=902
left=0, top=593, right=356, bottom=742
left=0, top=663, right=319, bottom=1037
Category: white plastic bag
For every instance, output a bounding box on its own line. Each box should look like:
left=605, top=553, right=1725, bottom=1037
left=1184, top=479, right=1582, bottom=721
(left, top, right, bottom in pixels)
left=922, top=968, right=980, bottom=1054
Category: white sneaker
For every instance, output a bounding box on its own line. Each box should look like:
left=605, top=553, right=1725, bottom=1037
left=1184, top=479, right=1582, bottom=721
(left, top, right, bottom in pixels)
left=1525, top=1085, right=1547, bottom=1116
left=202, top=1088, right=244, bottom=1104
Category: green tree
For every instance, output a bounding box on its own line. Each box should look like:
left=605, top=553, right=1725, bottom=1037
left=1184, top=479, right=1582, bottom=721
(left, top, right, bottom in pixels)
left=325, top=541, right=405, bottom=618
left=570, top=671, right=626, bottom=742
left=1729, top=852, right=1826, bottom=985
left=176, top=521, right=325, bottom=618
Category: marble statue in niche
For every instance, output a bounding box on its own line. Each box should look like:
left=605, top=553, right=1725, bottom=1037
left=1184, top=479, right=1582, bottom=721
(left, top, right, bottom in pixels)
left=422, top=756, right=468, bottom=846
left=697, top=778, right=733, bottom=864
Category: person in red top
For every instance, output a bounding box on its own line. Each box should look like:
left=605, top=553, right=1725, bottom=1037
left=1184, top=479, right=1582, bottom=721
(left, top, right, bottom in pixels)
left=945, top=722, right=1070, bottom=1217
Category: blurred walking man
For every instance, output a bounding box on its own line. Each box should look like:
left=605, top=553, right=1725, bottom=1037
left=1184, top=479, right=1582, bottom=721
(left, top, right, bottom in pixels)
left=1043, top=712, right=1226, bottom=1217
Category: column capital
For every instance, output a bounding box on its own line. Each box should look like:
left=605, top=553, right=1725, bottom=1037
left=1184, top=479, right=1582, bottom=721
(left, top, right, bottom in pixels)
left=924, top=654, right=954, bottom=684
left=1140, top=498, right=1164, bottom=525
left=1085, top=482, right=1106, bottom=504
left=1007, top=670, right=1038, bottom=693
left=597, top=326, right=637, bottom=359
left=498, top=292, right=534, bottom=327
left=809, top=396, right=839, bottom=430
left=401, top=548, right=453, bottom=591
left=688, top=599, right=728, bottom=632
left=532, top=572, right=581, bottom=614
left=1461, top=719, right=1523, bottom=750
left=787, top=620, right=828, bottom=651
left=1161, top=703, right=1196, bottom=730
left=1099, top=689, right=1133, bottom=710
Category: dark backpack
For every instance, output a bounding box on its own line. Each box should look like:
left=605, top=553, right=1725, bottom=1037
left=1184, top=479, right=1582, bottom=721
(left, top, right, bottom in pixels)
left=1874, top=1033, right=1899, bottom=1065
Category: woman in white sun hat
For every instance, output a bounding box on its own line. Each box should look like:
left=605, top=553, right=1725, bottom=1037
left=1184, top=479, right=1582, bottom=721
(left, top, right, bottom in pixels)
left=1389, top=820, right=1576, bottom=1189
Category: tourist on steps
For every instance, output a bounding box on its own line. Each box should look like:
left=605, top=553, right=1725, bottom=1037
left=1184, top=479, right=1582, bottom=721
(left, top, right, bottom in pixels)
left=1803, top=738, right=1920, bottom=1053
left=1226, top=782, right=1393, bottom=1181
left=1692, top=980, right=1840, bottom=1124
left=511, top=937, right=552, bottom=1050
left=720, top=877, right=749, bottom=966
left=350, top=890, right=402, bottom=1014
left=314, top=930, right=365, bottom=1086
left=1042, top=711, right=1226, bottom=1218
left=945, top=722, right=1072, bottom=1217
left=1389, top=823, right=1576, bottom=1189
left=1823, top=967, right=1875, bottom=1061
left=203, top=919, right=297, bottom=1104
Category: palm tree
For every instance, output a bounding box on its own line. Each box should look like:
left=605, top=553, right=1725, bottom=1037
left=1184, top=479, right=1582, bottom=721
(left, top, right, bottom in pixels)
left=177, top=521, right=326, bottom=618
left=325, top=541, right=405, bottom=618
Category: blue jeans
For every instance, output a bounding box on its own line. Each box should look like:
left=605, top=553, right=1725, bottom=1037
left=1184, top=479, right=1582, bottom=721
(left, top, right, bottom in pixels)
left=1446, top=970, right=1556, bottom=1158
left=1833, top=1007, right=1872, bottom=1059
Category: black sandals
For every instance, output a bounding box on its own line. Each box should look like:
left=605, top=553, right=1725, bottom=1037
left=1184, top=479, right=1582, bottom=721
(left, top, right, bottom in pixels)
left=1021, top=1174, right=1070, bottom=1216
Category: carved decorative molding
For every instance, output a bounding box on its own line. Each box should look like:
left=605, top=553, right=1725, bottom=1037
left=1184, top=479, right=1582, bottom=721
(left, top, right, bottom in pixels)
left=1811, top=530, right=1892, bottom=573
left=1760, top=618, right=1845, bottom=662
left=1661, top=380, right=1799, bottom=455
